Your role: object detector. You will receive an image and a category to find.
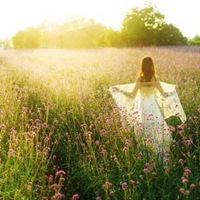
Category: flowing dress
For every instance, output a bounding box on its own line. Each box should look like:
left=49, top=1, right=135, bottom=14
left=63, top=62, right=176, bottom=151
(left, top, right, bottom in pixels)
left=109, top=81, right=186, bottom=154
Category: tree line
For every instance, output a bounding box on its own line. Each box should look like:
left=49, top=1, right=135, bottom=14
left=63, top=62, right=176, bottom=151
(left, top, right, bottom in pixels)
left=9, top=5, right=199, bottom=48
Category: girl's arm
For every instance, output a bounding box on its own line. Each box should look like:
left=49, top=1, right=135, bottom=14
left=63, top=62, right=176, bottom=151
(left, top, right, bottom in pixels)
left=118, top=78, right=140, bottom=97
left=156, top=81, right=170, bottom=97
left=156, top=81, right=164, bottom=93
left=130, top=80, right=140, bottom=97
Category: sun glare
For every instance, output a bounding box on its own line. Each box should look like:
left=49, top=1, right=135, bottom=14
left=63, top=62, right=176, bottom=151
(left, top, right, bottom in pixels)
left=0, top=0, right=200, bottom=38
left=0, top=0, right=149, bottom=38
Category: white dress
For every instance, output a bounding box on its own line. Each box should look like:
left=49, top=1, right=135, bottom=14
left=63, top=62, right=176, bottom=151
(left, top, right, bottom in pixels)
left=109, top=81, right=186, bottom=155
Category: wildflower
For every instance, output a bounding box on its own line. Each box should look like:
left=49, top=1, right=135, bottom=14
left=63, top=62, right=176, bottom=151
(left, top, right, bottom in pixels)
left=129, top=180, right=137, bottom=184
left=181, top=177, right=188, bottom=184
left=145, top=162, right=150, bottom=167
left=123, top=146, right=128, bottom=151
left=164, top=158, right=170, bottom=163
left=152, top=172, right=157, bottom=177
left=111, top=154, right=118, bottom=162
left=163, top=166, right=169, bottom=172
left=55, top=170, right=66, bottom=177
left=184, top=167, right=191, bottom=176
left=185, top=139, right=192, bottom=146
left=143, top=168, right=150, bottom=172
left=49, top=183, right=61, bottom=191
left=71, top=194, right=79, bottom=200
left=101, top=148, right=107, bottom=155
left=42, top=122, right=48, bottom=128
left=169, top=125, right=175, bottom=132
left=179, top=188, right=185, bottom=194
left=109, top=190, right=114, bottom=196
left=102, top=181, right=112, bottom=188
left=95, top=140, right=100, bottom=145
left=35, top=118, right=40, bottom=123
left=57, top=193, right=64, bottom=199
left=139, top=175, right=144, bottom=179
left=121, top=182, right=128, bottom=189
left=51, top=192, right=64, bottom=200
left=186, top=152, right=191, bottom=157
left=0, top=124, right=6, bottom=130
left=178, top=158, right=184, bottom=164
left=8, top=149, right=16, bottom=156
left=96, top=197, right=102, bottom=200
left=190, top=183, right=196, bottom=189
left=9, top=128, right=17, bottom=136
left=48, top=175, right=54, bottom=183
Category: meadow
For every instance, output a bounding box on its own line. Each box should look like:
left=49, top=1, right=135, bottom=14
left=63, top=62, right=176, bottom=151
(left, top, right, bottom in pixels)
left=0, top=46, right=199, bottom=200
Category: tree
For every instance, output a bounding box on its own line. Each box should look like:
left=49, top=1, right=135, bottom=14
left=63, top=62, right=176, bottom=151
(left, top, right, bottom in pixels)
left=12, top=27, right=41, bottom=48
left=189, top=35, right=200, bottom=45
left=122, top=4, right=187, bottom=46
left=122, top=4, right=165, bottom=46
left=156, top=23, right=187, bottom=45
left=60, top=18, right=107, bottom=48
left=101, top=28, right=123, bottom=47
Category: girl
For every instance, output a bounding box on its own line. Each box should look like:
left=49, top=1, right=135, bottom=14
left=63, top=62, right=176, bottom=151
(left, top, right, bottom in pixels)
left=109, top=57, right=186, bottom=157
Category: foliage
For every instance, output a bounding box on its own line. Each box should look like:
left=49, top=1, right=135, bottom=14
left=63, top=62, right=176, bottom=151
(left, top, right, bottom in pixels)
left=156, top=23, right=187, bottom=45
left=188, top=35, right=200, bottom=45
left=122, top=4, right=187, bottom=46
left=12, top=27, right=41, bottom=48
left=0, top=47, right=199, bottom=199
left=41, top=18, right=108, bottom=48
left=122, top=4, right=165, bottom=46
left=0, top=62, right=55, bottom=199
left=11, top=5, right=190, bottom=49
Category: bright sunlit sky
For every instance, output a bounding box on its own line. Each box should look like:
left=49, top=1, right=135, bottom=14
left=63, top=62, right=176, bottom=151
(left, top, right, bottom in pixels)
left=0, top=0, right=200, bottom=39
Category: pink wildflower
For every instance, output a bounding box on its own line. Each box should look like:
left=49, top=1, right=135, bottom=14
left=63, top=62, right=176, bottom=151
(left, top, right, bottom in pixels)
left=185, top=139, right=193, bottom=146
left=184, top=167, right=191, bottom=176
left=123, top=146, right=128, bottom=151
left=71, top=194, right=79, bottom=200
left=121, top=182, right=128, bottom=189
left=55, top=170, right=66, bottom=177
left=143, top=168, right=150, bottom=172
left=178, top=158, right=184, bottom=164
left=52, top=192, right=64, bottom=199
left=181, top=177, right=188, bottom=184
left=48, top=175, right=54, bottom=183
left=102, top=181, right=112, bottom=188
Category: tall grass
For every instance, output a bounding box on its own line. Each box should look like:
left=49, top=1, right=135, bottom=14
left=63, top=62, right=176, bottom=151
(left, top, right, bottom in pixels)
left=0, top=47, right=199, bottom=199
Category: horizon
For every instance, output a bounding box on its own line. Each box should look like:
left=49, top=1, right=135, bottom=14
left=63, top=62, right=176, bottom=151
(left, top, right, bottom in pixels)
left=1, top=0, right=200, bottom=40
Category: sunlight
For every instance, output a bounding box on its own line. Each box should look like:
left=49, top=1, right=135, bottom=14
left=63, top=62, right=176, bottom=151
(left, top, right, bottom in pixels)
left=0, top=0, right=155, bottom=38
left=0, top=0, right=200, bottom=38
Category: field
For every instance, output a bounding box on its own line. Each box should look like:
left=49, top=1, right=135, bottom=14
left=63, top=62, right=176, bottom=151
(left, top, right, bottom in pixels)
left=0, top=47, right=199, bottom=200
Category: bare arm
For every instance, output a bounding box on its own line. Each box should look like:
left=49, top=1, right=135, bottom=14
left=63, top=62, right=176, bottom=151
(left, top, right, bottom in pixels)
left=119, top=78, right=140, bottom=97
left=156, top=81, right=165, bottom=94
left=130, top=81, right=140, bottom=97
left=156, top=81, right=171, bottom=97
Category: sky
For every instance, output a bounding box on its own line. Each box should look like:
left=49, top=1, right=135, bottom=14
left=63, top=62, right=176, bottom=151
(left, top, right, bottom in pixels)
left=0, top=0, right=200, bottom=39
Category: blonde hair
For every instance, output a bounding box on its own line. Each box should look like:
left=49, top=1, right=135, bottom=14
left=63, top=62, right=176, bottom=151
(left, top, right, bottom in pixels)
left=139, top=57, right=156, bottom=82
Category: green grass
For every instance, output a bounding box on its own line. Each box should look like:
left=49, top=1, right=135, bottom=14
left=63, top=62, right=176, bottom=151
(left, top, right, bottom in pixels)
left=0, top=47, right=199, bottom=200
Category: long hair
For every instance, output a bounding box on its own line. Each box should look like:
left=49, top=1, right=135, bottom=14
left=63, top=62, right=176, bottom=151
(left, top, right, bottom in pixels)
left=139, top=57, right=155, bottom=82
